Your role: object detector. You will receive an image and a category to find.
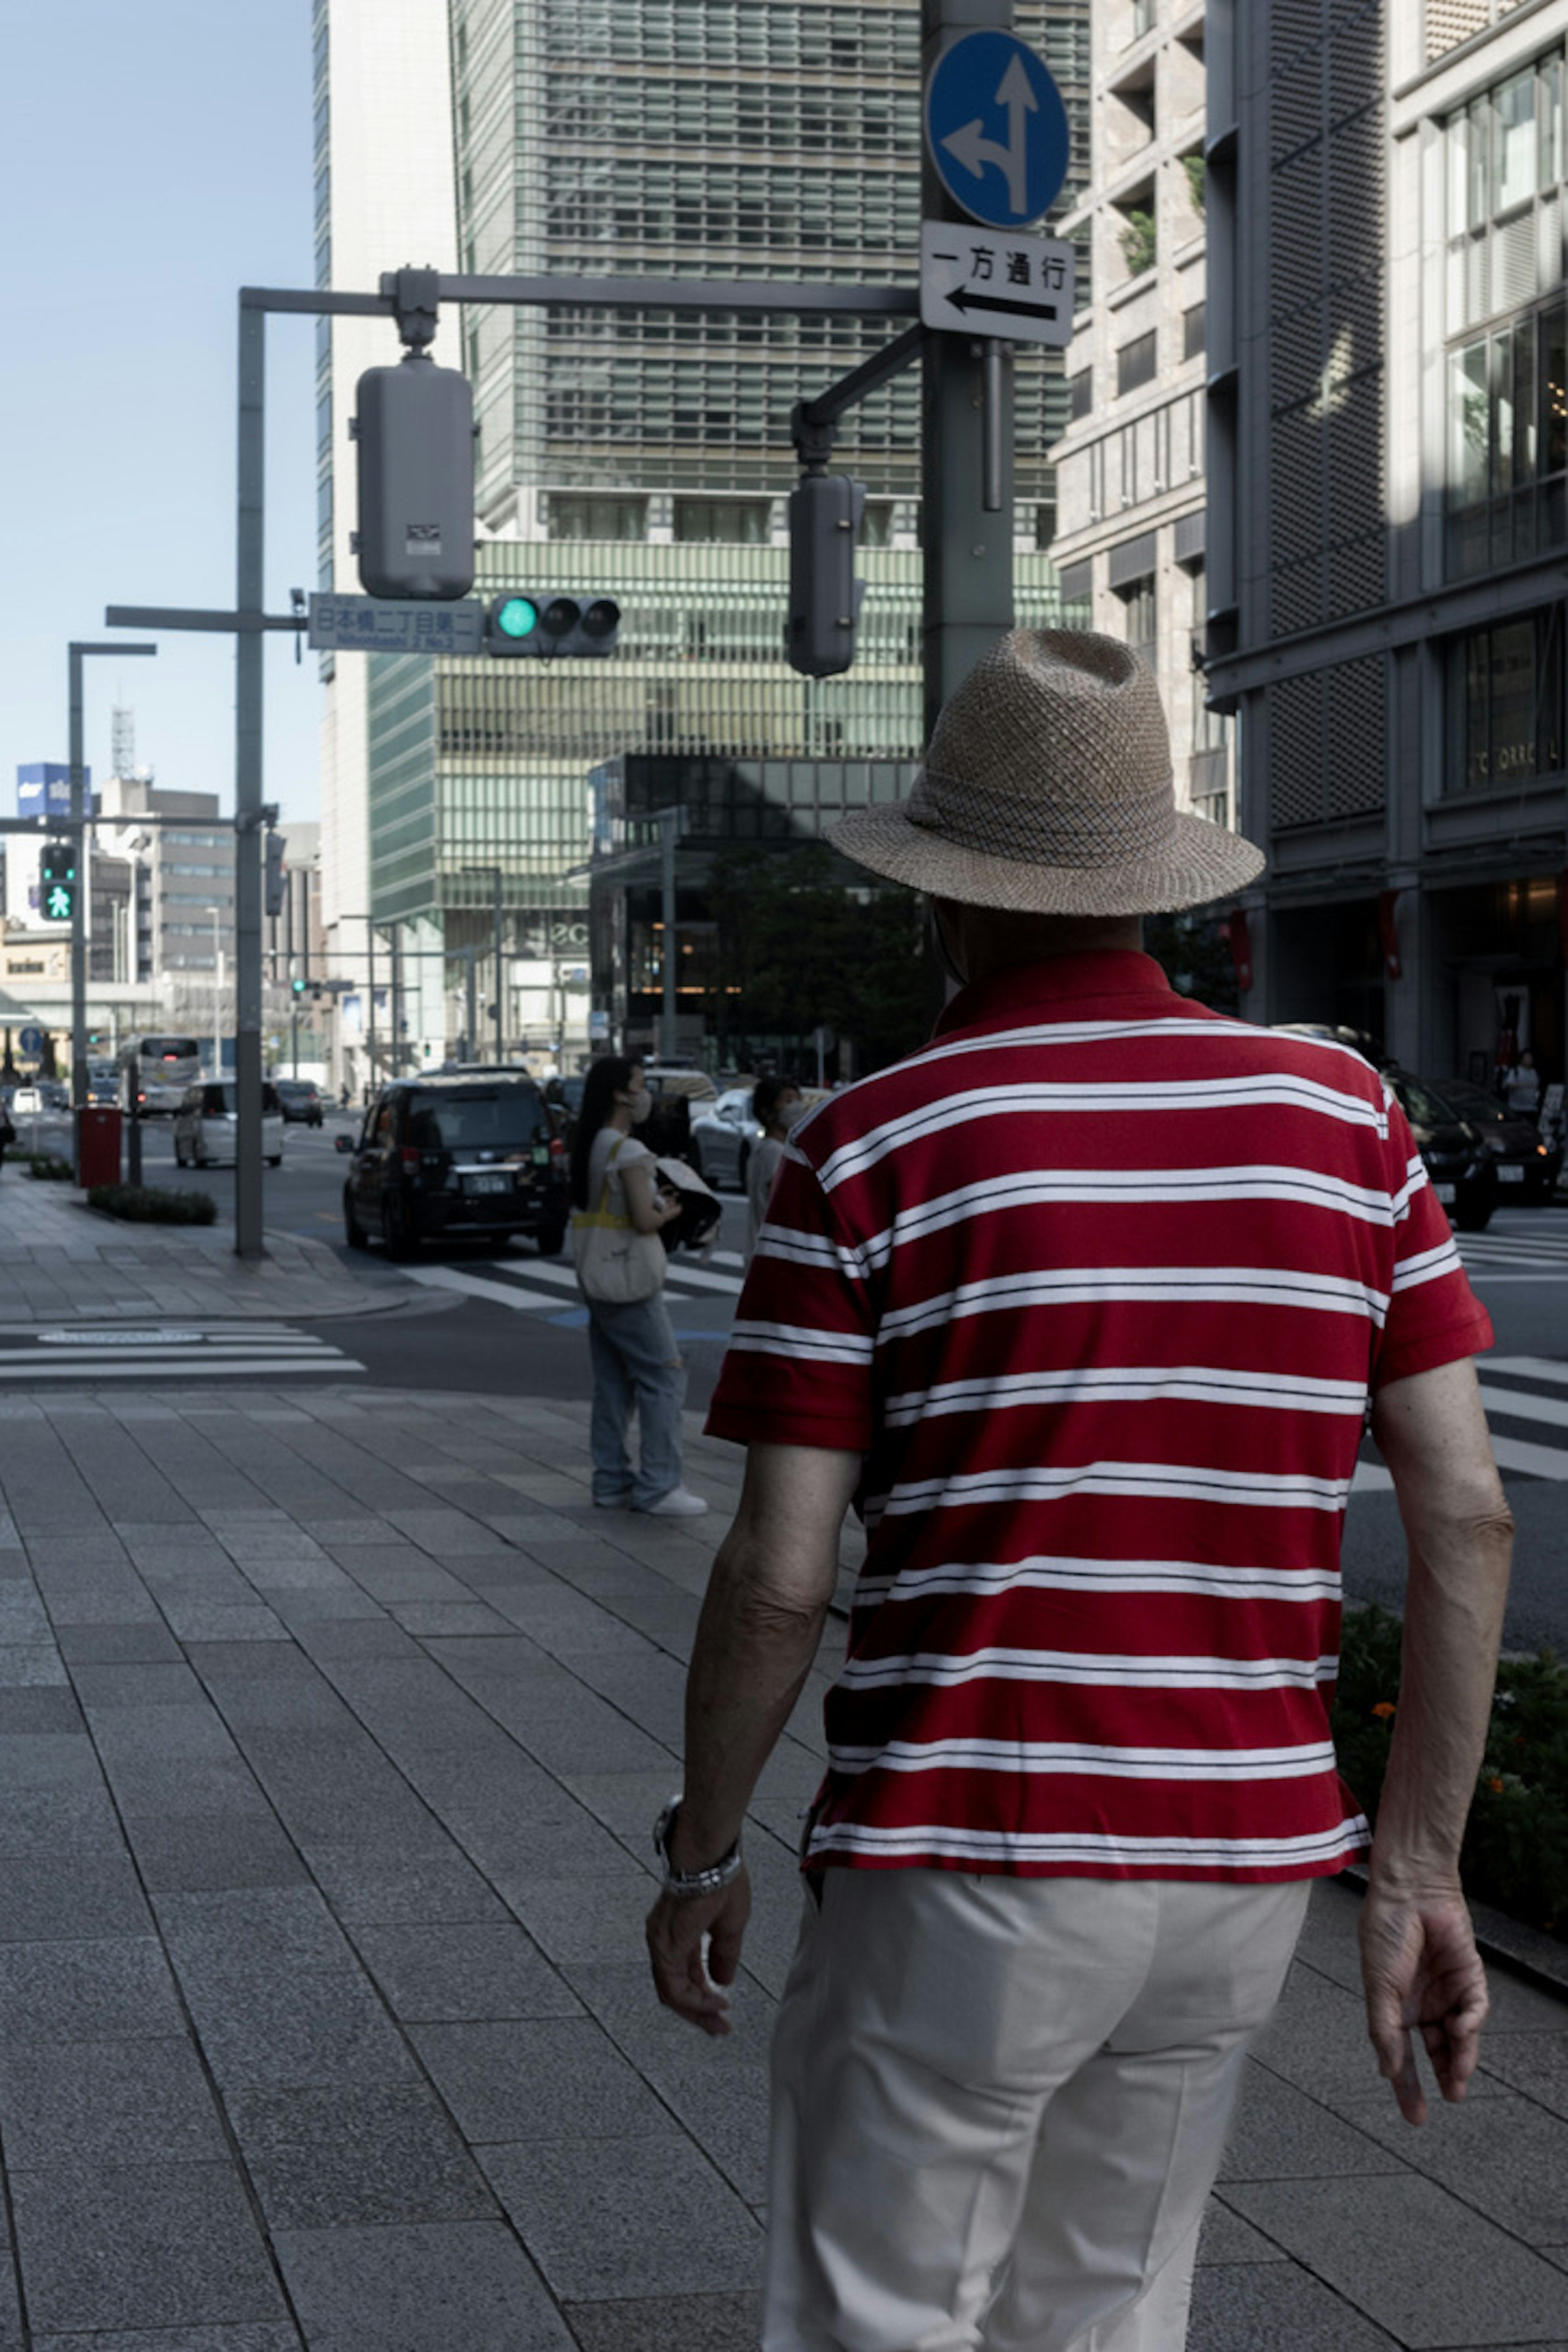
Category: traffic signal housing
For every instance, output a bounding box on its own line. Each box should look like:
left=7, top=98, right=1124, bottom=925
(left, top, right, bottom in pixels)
left=484, top=593, right=621, bottom=658
left=788, top=473, right=866, bottom=679
left=264, top=831, right=287, bottom=919
left=38, top=839, right=76, bottom=923
left=352, top=353, right=475, bottom=601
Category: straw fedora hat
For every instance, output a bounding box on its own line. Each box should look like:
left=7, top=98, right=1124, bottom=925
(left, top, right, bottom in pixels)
left=828, top=628, right=1264, bottom=916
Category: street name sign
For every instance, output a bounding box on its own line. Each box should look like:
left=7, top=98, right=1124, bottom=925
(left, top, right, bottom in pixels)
left=920, top=222, right=1074, bottom=346
left=924, top=31, right=1069, bottom=229
left=308, top=593, right=486, bottom=656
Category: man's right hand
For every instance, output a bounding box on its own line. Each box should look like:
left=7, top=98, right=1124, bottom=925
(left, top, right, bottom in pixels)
left=1358, top=1882, right=1490, bottom=2125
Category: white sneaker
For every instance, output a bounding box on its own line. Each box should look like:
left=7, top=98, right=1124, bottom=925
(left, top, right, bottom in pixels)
left=637, top=1486, right=709, bottom=1518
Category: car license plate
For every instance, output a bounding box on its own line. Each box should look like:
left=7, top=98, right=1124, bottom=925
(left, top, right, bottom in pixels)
left=1498, top=1164, right=1525, bottom=1183
left=1433, top=1182, right=1457, bottom=1205
left=465, top=1173, right=510, bottom=1195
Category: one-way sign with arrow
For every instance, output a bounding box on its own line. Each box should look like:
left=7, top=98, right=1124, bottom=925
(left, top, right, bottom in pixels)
left=920, top=222, right=1076, bottom=349
left=924, top=29, right=1069, bottom=229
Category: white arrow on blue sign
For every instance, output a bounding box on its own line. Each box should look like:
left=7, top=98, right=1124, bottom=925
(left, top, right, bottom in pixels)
left=924, top=30, right=1069, bottom=230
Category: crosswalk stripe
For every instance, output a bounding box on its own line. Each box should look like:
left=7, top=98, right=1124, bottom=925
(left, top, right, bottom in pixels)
left=1479, top=1383, right=1568, bottom=1432
left=1488, top=1356, right=1568, bottom=1387
left=5, top=1356, right=364, bottom=1381
left=1487, top=1432, right=1568, bottom=1479
left=402, top=1265, right=563, bottom=1313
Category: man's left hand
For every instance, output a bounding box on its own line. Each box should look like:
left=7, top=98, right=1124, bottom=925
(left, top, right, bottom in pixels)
left=646, top=1869, right=752, bottom=2036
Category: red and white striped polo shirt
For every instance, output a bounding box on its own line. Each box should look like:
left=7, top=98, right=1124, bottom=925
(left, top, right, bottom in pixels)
left=705, top=952, right=1494, bottom=1882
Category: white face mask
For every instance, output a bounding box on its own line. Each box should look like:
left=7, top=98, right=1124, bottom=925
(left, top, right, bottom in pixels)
left=777, top=1097, right=808, bottom=1131
left=622, top=1084, right=652, bottom=1125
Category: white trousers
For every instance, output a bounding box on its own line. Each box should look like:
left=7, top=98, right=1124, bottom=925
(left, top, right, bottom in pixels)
left=763, top=1868, right=1312, bottom=2352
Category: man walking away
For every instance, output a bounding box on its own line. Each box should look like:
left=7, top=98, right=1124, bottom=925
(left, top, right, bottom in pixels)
left=645, top=632, right=1512, bottom=2351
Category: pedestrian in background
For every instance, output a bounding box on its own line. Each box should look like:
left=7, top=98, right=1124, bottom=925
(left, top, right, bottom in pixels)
left=646, top=630, right=1510, bottom=2351
left=745, top=1075, right=804, bottom=1254
left=1503, top=1049, right=1541, bottom=1119
left=0, top=1099, right=14, bottom=1174
left=569, top=1055, right=707, bottom=1519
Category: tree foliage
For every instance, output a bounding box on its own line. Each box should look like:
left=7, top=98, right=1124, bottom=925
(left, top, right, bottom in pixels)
left=704, top=845, right=928, bottom=1074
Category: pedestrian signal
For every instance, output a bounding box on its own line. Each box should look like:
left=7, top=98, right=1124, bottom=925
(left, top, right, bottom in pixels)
left=39, top=840, right=76, bottom=923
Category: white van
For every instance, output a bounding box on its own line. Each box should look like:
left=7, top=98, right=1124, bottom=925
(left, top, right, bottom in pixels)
left=174, top=1080, right=285, bottom=1168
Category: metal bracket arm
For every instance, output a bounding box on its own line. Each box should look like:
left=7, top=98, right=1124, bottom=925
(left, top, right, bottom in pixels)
left=791, top=324, right=925, bottom=471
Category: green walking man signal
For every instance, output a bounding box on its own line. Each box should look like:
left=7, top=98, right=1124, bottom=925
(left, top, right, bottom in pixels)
left=38, top=840, right=76, bottom=923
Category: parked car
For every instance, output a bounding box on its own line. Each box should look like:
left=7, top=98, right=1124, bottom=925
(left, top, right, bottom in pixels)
left=335, top=1073, right=568, bottom=1257
left=1433, top=1076, right=1560, bottom=1203
left=10, top=1082, right=69, bottom=1116
left=174, top=1080, right=286, bottom=1168
left=1382, top=1068, right=1497, bottom=1233
left=274, top=1078, right=325, bottom=1127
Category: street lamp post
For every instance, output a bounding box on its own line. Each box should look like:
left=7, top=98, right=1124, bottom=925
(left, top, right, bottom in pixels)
left=461, top=866, right=505, bottom=1062
left=206, top=906, right=224, bottom=1075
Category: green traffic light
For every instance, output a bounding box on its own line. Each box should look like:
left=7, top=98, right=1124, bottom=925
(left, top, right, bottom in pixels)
left=495, top=596, right=539, bottom=640
left=44, top=886, right=72, bottom=921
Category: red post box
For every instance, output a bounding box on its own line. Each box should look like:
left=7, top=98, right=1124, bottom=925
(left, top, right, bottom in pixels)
left=76, top=1105, right=122, bottom=1189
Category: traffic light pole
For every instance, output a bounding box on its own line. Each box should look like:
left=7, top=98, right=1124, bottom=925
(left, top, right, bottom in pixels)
left=922, top=0, right=1017, bottom=735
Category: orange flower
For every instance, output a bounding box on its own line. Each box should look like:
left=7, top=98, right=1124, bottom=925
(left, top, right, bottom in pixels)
left=1371, top=1701, right=1396, bottom=1720
left=1488, top=1777, right=1505, bottom=1794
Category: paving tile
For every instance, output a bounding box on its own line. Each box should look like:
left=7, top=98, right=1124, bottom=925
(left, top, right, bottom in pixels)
left=70, top=1659, right=210, bottom=1708
left=1185, top=2261, right=1402, bottom=2349
left=1222, top=2174, right=1568, bottom=2344
left=0, top=1647, right=69, bottom=1687
left=0, top=2037, right=230, bottom=2170
left=301, top=1840, right=510, bottom=1926
left=489, top=1871, right=660, bottom=1967
left=481, top=2133, right=764, bottom=2299
left=410, top=2016, right=673, bottom=2143
left=1331, top=2085, right=1568, bottom=2245
left=0, top=1685, right=82, bottom=1733
left=0, top=1937, right=185, bottom=2043
left=10, top=2160, right=285, bottom=2334
left=0, top=1730, right=102, bottom=1790
left=0, top=1849, right=153, bottom=1942
left=350, top=1922, right=582, bottom=2020
left=127, top=1816, right=312, bottom=1895
left=183, top=1642, right=323, bottom=1682
left=33, top=2330, right=302, bottom=2351
left=560, top=2294, right=760, bottom=2352
left=56, top=1621, right=185, bottom=1664
left=272, top=2219, right=575, bottom=2352
left=1483, top=2031, right=1568, bottom=2120
left=1217, top=2062, right=1405, bottom=2184
left=223, top=2083, right=494, bottom=2229
left=1197, top=2198, right=1291, bottom=2265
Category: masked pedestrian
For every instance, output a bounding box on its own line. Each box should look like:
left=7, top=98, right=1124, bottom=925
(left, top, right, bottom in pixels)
left=745, top=1076, right=805, bottom=1254
left=646, top=631, right=1510, bottom=2351
left=570, top=1056, right=707, bottom=1519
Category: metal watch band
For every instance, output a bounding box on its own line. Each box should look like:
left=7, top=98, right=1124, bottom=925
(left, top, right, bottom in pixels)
left=653, top=1797, right=743, bottom=1898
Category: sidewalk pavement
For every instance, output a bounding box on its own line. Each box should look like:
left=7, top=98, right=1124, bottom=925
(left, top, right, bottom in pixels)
left=0, top=1182, right=1566, bottom=2347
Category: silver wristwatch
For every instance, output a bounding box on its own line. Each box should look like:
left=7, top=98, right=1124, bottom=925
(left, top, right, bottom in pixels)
left=653, top=1797, right=743, bottom=1898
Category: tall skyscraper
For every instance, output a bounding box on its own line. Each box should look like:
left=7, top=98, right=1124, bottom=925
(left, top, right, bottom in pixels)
left=1205, top=0, right=1568, bottom=1085
left=318, top=2, right=1090, bottom=1076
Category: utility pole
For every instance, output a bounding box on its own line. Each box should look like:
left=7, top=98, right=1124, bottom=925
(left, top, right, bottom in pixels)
left=461, top=867, right=505, bottom=1062
left=921, top=0, right=1017, bottom=738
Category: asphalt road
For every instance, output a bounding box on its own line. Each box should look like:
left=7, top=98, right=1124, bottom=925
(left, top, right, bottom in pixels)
left=18, top=1109, right=1568, bottom=1654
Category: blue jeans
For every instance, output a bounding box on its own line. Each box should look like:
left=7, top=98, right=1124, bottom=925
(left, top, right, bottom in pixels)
left=587, top=1292, right=687, bottom=1506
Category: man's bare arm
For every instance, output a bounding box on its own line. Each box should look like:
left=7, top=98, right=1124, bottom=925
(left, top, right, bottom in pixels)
left=1361, top=1356, right=1513, bottom=2123
left=646, top=1442, right=861, bottom=2034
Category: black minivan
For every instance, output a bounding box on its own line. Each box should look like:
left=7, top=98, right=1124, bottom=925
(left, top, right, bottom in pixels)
left=337, top=1074, right=569, bottom=1256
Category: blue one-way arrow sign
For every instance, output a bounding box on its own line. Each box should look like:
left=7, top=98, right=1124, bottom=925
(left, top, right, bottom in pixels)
left=924, top=30, right=1069, bottom=229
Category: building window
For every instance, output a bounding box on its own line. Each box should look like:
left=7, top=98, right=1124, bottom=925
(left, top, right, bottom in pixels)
left=1446, top=299, right=1567, bottom=575
left=1118, top=575, right=1157, bottom=666
left=1117, top=331, right=1157, bottom=398
left=548, top=494, right=648, bottom=541
left=1182, top=302, right=1205, bottom=362
left=1446, top=605, right=1565, bottom=793
left=1445, top=49, right=1565, bottom=338
left=671, top=497, right=773, bottom=543
left=1069, top=366, right=1093, bottom=421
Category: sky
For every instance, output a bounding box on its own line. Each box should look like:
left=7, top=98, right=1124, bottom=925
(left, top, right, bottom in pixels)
left=1, top=1, right=323, bottom=822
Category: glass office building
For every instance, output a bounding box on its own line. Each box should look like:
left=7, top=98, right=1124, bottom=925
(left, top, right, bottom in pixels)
left=321, top=1, right=1091, bottom=1067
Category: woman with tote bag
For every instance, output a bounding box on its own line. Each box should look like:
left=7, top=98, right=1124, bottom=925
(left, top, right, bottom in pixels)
left=569, top=1058, right=708, bottom=1518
